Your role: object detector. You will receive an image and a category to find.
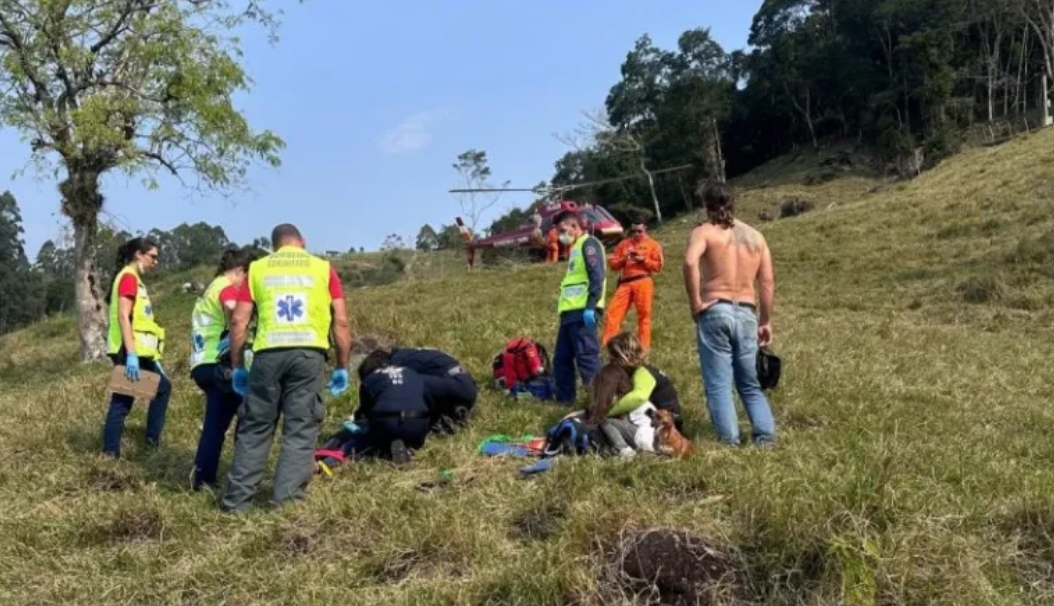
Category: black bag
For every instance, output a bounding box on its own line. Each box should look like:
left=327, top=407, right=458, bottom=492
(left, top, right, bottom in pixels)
left=757, top=348, right=782, bottom=390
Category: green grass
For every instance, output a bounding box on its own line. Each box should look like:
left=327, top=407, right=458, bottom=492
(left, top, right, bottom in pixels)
left=5, top=130, right=1054, bottom=605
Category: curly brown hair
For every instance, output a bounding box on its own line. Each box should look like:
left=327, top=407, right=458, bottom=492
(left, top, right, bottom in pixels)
left=585, top=364, right=634, bottom=426
left=698, top=180, right=735, bottom=229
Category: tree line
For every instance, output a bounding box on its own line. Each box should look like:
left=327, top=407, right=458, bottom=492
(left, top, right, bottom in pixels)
left=4, top=1, right=1053, bottom=358
left=0, top=190, right=267, bottom=337
left=470, top=0, right=1054, bottom=233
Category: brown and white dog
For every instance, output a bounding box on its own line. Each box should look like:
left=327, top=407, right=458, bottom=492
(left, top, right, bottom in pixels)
left=652, top=408, right=694, bottom=459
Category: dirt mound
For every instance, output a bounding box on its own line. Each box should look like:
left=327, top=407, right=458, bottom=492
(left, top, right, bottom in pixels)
left=104, top=506, right=164, bottom=546
left=779, top=197, right=816, bottom=219
left=601, top=528, right=741, bottom=606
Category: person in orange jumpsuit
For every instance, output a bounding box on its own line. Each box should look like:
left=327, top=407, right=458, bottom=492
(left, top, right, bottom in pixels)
left=547, top=227, right=560, bottom=263
left=602, top=222, right=664, bottom=350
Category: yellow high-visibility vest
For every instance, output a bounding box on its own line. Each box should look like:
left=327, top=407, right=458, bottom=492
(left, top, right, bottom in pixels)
left=558, top=235, right=606, bottom=313
left=107, top=266, right=166, bottom=360
left=250, top=246, right=333, bottom=352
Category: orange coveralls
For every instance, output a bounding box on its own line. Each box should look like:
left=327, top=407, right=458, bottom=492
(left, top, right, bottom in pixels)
left=547, top=228, right=560, bottom=263
left=602, top=235, right=664, bottom=349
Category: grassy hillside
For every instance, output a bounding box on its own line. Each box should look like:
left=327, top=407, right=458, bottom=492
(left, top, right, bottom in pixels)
left=4, top=129, right=1054, bottom=606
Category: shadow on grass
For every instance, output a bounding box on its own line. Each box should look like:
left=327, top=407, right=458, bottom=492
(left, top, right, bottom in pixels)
left=67, top=424, right=201, bottom=495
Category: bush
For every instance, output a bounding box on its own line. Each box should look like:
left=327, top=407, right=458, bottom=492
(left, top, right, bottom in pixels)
left=958, top=274, right=1008, bottom=304
left=779, top=198, right=816, bottom=219
left=1008, top=231, right=1054, bottom=266
left=338, top=253, right=407, bottom=289
left=803, top=170, right=839, bottom=186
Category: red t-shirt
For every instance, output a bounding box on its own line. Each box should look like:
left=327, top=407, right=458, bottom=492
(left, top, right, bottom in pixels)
left=117, top=274, right=139, bottom=299
left=236, top=267, right=344, bottom=303
left=218, top=284, right=242, bottom=308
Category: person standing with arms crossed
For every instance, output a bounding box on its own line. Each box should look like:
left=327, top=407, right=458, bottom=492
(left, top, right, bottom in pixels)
left=682, top=182, right=776, bottom=447
left=221, top=224, right=353, bottom=512
left=552, top=209, right=607, bottom=405
left=602, top=221, right=664, bottom=350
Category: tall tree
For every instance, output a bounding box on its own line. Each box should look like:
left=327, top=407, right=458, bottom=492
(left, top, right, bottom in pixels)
left=415, top=224, right=439, bottom=252
left=0, top=0, right=286, bottom=360
left=451, top=149, right=508, bottom=235
left=381, top=233, right=407, bottom=251
left=0, top=191, right=42, bottom=333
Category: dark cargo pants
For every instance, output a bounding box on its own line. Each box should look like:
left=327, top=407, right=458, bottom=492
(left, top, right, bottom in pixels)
left=221, top=349, right=326, bottom=513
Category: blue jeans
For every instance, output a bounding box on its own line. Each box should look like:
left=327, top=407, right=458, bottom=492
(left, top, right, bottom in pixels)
left=191, top=364, right=242, bottom=488
left=554, top=310, right=602, bottom=404
left=696, top=302, right=776, bottom=446
left=102, top=355, right=172, bottom=457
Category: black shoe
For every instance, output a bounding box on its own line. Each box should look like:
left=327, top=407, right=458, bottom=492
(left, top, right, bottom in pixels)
left=390, top=440, right=410, bottom=465
left=453, top=406, right=471, bottom=425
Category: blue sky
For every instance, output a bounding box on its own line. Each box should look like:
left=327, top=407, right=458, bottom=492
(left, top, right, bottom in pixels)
left=1, top=0, right=761, bottom=259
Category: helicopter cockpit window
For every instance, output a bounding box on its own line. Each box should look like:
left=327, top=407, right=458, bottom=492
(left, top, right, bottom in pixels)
left=590, top=206, right=616, bottom=222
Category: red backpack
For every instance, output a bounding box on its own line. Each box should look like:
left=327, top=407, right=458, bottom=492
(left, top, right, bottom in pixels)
left=492, top=338, right=552, bottom=390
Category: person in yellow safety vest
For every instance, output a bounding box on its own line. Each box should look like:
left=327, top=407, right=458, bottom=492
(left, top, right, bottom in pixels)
left=552, top=209, right=607, bottom=405
left=221, top=223, right=353, bottom=513
left=102, top=237, right=170, bottom=459
left=188, top=247, right=259, bottom=491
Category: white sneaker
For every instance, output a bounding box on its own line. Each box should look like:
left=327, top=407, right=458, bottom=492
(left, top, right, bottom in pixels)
left=619, top=447, right=636, bottom=459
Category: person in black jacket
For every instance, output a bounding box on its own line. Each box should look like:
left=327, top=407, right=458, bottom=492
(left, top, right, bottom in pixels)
left=389, top=346, right=476, bottom=434
left=352, top=350, right=431, bottom=464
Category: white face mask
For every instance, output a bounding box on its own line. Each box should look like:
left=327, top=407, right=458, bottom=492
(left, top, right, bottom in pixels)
left=558, top=232, right=574, bottom=246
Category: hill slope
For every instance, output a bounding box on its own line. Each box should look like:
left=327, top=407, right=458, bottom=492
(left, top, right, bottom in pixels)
left=4, top=131, right=1054, bottom=605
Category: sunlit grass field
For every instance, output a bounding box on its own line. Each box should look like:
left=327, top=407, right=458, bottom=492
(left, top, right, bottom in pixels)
left=4, top=130, right=1054, bottom=605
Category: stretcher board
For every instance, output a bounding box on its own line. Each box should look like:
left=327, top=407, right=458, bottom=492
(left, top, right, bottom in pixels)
left=108, top=365, right=161, bottom=400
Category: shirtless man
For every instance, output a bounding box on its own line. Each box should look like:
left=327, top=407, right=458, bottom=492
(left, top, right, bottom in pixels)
left=682, top=181, right=776, bottom=447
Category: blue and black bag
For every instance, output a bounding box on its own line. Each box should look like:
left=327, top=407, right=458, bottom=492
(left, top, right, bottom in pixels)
left=543, top=416, right=604, bottom=457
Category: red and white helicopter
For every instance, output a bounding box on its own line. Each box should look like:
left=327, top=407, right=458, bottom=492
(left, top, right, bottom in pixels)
left=450, top=165, right=692, bottom=268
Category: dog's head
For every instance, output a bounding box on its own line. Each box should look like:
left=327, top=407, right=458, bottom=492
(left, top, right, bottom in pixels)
left=653, top=408, right=677, bottom=431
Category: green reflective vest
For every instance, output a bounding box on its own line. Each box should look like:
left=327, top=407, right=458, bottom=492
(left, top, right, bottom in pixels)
left=106, top=266, right=166, bottom=360
left=558, top=235, right=606, bottom=313
left=190, top=276, right=232, bottom=370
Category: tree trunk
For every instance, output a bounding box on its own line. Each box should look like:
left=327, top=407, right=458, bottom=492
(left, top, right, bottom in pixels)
left=638, top=155, right=662, bottom=224
left=711, top=118, right=726, bottom=183
left=785, top=81, right=818, bottom=150
left=677, top=175, right=692, bottom=214
left=62, top=168, right=109, bottom=362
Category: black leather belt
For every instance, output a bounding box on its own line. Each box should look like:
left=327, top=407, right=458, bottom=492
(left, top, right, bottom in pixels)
left=715, top=299, right=756, bottom=311
left=618, top=274, right=652, bottom=286
left=369, top=410, right=431, bottom=420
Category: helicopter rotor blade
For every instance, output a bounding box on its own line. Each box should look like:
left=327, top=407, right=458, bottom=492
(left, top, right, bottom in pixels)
left=448, top=163, right=692, bottom=197
left=554, top=164, right=695, bottom=192
left=448, top=188, right=548, bottom=194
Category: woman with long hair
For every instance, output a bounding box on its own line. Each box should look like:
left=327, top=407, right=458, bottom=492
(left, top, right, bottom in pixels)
left=102, top=237, right=170, bottom=458
left=605, top=331, right=684, bottom=432
left=189, top=247, right=257, bottom=490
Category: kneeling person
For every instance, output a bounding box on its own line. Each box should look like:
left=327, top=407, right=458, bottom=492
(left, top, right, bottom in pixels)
left=607, top=332, right=684, bottom=431
left=390, top=346, right=476, bottom=433
left=355, top=350, right=431, bottom=464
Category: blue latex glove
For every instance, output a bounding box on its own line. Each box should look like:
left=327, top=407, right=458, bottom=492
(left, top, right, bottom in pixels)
left=328, top=368, right=349, bottom=396
left=217, top=335, right=230, bottom=353
left=125, top=353, right=140, bottom=381
left=232, top=368, right=249, bottom=396
left=583, top=308, right=596, bottom=330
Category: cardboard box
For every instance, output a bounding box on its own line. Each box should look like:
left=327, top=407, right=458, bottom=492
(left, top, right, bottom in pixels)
left=108, top=365, right=161, bottom=400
